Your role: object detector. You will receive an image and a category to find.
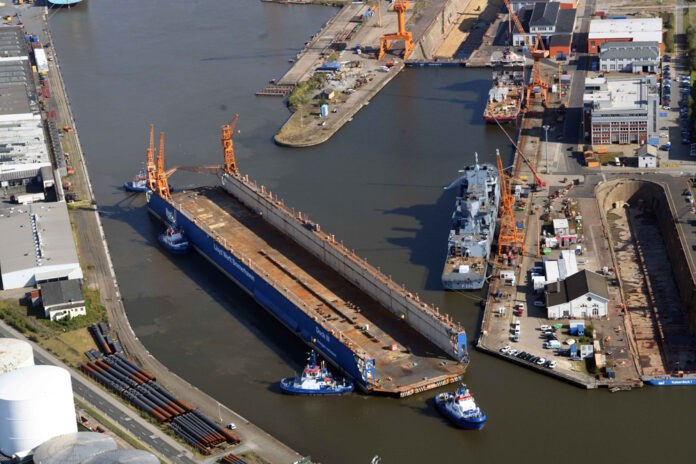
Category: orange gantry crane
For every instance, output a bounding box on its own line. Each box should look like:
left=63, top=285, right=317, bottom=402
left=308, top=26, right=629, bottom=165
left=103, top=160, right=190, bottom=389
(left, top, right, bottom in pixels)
left=496, top=149, right=525, bottom=257
left=151, top=115, right=240, bottom=193
left=502, top=0, right=549, bottom=108
left=378, top=1, right=414, bottom=61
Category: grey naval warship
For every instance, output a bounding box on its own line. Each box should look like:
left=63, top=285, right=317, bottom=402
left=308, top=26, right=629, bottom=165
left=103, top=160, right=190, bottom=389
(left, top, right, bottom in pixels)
left=441, top=154, right=500, bottom=290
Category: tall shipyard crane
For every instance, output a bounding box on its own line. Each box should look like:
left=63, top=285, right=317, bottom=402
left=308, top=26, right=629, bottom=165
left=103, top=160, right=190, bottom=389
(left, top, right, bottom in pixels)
left=151, top=115, right=241, bottom=187
left=496, top=149, right=525, bottom=256
left=145, top=124, right=157, bottom=191
left=503, top=0, right=549, bottom=108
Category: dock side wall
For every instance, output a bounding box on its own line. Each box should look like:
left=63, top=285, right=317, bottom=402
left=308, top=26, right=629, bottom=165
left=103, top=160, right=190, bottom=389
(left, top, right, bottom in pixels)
left=222, top=175, right=463, bottom=360
left=596, top=179, right=696, bottom=343
left=409, top=0, right=472, bottom=61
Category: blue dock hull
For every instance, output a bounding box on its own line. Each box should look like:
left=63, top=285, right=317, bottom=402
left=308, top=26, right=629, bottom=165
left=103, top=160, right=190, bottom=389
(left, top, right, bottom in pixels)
left=643, top=377, right=696, bottom=386
left=147, top=193, right=370, bottom=392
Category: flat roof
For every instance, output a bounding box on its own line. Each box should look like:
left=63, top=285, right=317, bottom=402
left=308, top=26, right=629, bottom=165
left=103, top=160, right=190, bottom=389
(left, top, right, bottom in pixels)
left=589, top=17, right=663, bottom=43
left=0, top=202, right=80, bottom=275
left=584, top=77, right=656, bottom=111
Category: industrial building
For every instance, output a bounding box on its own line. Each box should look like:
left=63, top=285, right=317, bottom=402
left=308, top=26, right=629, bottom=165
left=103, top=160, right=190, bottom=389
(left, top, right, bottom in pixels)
left=511, top=2, right=577, bottom=56
left=583, top=76, right=659, bottom=145
left=588, top=17, right=663, bottom=53
left=637, top=145, right=658, bottom=168
left=598, top=41, right=660, bottom=73
left=510, top=0, right=577, bottom=14
left=545, top=270, right=610, bottom=319
left=0, top=202, right=83, bottom=290
left=0, top=338, right=34, bottom=374
left=32, top=432, right=117, bottom=464
left=40, top=279, right=86, bottom=321
left=0, top=365, right=77, bottom=457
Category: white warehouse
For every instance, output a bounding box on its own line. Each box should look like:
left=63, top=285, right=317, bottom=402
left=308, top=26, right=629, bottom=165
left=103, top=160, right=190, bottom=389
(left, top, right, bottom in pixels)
left=0, top=365, right=77, bottom=457
left=545, top=270, right=609, bottom=319
left=0, top=202, right=82, bottom=290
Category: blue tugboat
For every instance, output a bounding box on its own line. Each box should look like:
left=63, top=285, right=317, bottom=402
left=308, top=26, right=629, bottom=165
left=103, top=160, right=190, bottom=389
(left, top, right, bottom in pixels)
left=158, top=225, right=191, bottom=254
left=124, top=166, right=149, bottom=192
left=435, top=383, right=486, bottom=430
left=280, top=351, right=354, bottom=395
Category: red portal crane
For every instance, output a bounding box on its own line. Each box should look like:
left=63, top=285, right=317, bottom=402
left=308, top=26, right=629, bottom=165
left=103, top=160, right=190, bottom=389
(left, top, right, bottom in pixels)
left=378, top=1, right=414, bottom=61
left=222, top=114, right=239, bottom=176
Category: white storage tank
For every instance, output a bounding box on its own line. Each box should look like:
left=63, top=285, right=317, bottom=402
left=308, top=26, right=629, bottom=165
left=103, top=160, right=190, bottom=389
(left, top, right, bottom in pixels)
left=81, top=449, right=160, bottom=464
left=33, top=432, right=117, bottom=464
left=0, top=365, right=77, bottom=457
left=0, top=338, right=34, bottom=374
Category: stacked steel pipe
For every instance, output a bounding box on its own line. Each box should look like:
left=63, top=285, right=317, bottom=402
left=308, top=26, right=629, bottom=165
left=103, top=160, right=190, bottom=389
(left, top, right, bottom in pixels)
left=221, top=453, right=248, bottom=464
left=81, top=324, right=239, bottom=454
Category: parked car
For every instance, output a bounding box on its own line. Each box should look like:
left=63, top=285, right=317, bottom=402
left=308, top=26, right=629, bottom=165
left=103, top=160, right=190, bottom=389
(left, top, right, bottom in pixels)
left=547, top=360, right=558, bottom=369
left=500, top=345, right=510, bottom=353
left=537, top=357, right=547, bottom=365
left=539, top=325, right=552, bottom=331
left=533, top=300, right=545, bottom=307
left=508, top=349, right=519, bottom=356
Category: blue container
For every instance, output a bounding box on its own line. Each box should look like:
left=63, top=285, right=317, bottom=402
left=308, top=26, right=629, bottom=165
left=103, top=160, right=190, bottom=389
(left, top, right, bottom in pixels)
left=608, top=16, right=627, bottom=19
left=321, top=104, right=328, bottom=118
left=591, top=62, right=597, bottom=71
left=32, top=35, right=38, bottom=43
left=561, top=54, right=567, bottom=60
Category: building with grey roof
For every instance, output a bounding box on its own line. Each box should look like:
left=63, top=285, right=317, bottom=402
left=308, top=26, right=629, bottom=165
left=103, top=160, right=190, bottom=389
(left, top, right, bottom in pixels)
left=512, top=2, right=576, bottom=51
left=599, top=41, right=660, bottom=73
left=0, top=202, right=82, bottom=290
left=545, top=270, right=609, bottom=319
left=40, top=279, right=85, bottom=321
left=0, top=26, right=50, bottom=187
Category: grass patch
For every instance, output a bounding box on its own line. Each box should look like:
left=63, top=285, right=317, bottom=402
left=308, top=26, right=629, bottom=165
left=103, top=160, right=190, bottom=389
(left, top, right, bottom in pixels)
left=287, top=73, right=327, bottom=111
left=659, top=12, right=675, bottom=53
left=74, top=398, right=166, bottom=464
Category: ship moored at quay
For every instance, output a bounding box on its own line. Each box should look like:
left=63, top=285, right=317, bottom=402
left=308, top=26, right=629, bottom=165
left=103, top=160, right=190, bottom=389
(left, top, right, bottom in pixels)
left=145, top=125, right=469, bottom=397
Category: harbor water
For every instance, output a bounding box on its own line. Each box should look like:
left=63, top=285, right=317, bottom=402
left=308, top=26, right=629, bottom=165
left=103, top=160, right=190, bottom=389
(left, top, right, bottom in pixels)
left=48, top=1, right=695, bottom=462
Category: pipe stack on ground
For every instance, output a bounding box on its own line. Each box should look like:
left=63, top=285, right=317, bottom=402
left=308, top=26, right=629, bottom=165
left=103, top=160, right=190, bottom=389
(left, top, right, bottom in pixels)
left=80, top=350, right=237, bottom=454
left=221, top=453, right=247, bottom=464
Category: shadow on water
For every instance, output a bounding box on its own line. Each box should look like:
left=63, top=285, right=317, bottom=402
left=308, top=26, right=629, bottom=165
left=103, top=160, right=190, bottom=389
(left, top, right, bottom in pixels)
left=382, top=186, right=456, bottom=291
left=96, top=199, right=309, bottom=371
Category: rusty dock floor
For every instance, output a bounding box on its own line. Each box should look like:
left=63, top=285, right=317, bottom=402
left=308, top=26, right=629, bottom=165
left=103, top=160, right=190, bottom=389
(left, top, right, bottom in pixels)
left=172, top=187, right=466, bottom=395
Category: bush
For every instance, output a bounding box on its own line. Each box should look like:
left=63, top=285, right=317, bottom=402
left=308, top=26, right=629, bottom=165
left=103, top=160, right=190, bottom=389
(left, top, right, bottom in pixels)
left=585, top=324, right=595, bottom=338
left=665, top=33, right=674, bottom=54
left=287, top=73, right=327, bottom=111
left=28, top=334, right=39, bottom=343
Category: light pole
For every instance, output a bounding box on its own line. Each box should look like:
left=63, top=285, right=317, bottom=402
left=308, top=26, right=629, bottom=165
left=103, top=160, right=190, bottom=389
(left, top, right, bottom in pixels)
left=542, top=125, right=550, bottom=175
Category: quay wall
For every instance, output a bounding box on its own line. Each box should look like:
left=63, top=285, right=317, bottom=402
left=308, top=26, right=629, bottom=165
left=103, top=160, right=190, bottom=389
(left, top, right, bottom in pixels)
left=595, top=179, right=696, bottom=344
left=221, top=174, right=467, bottom=361
left=409, top=0, right=473, bottom=61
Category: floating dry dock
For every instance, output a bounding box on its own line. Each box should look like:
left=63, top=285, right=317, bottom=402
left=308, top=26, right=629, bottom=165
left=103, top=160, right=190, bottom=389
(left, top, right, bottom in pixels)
left=147, top=171, right=468, bottom=397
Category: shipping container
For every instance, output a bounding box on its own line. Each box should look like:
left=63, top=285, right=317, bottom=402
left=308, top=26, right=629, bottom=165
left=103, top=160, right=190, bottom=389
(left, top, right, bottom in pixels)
left=33, top=48, right=48, bottom=74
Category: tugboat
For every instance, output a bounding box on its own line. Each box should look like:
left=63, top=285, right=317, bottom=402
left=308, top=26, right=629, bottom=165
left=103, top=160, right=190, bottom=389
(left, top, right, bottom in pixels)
left=123, top=166, right=149, bottom=192
left=280, top=351, right=354, bottom=395
left=158, top=225, right=191, bottom=254
left=434, top=383, right=486, bottom=430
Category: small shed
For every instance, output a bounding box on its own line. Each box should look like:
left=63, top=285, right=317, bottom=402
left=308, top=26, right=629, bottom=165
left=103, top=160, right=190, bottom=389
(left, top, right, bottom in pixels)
left=553, top=218, right=569, bottom=235
left=500, top=270, right=516, bottom=286
left=569, top=320, right=585, bottom=336
left=580, top=344, right=594, bottom=359
left=637, top=145, right=658, bottom=168
left=41, top=279, right=86, bottom=321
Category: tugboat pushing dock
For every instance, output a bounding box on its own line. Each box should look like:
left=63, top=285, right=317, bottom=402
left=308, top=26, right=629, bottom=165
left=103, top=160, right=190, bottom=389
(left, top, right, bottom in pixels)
left=280, top=351, right=354, bottom=395
left=435, top=383, right=486, bottom=430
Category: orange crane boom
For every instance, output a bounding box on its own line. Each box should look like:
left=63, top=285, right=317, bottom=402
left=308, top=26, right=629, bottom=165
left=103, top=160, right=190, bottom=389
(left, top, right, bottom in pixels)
left=154, top=132, right=171, bottom=199
left=496, top=149, right=525, bottom=256
left=145, top=124, right=157, bottom=191
left=502, top=0, right=549, bottom=108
